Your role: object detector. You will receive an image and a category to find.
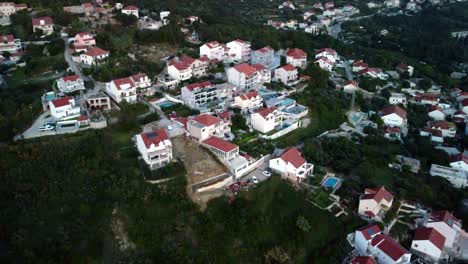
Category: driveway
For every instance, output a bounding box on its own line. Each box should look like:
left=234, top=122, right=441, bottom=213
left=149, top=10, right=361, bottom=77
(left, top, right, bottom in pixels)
left=242, top=157, right=271, bottom=183
left=19, top=111, right=80, bottom=140
left=62, top=37, right=92, bottom=83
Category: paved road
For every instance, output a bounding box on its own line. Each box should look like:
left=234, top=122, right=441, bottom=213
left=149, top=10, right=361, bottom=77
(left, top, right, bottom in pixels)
left=344, top=60, right=354, bottom=81
left=62, top=37, right=92, bottom=83
left=19, top=111, right=81, bottom=140
left=242, top=156, right=271, bottom=183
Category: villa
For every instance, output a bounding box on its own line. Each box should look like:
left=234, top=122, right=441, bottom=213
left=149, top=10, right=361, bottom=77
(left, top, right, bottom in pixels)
left=49, top=96, right=81, bottom=120
left=358, top=186, right=394, bottom=221
left=136, top=129, right=173, bottom=169
left=269, top=147, right=313, bottom=183
left=186, top=114, right=231, bottom=141
left=56, top=75, right=85, bottom=94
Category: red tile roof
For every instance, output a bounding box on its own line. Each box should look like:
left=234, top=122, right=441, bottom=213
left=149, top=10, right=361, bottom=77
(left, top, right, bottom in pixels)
left=239, top=91, right=259, bottom=101
left=280, top=147, right=306, bottom=169
left=0, top=34, right=14, bottom=42
left=361, top=186, right=394, bottom=203
left=192, top=114, right=222, bottom=127
left=385, top=126, right=401, bottom=134
left=205, top=41, right=221, bottom=49
left=62, top=75, right=81, bottom=82
left=51, top=96, right=73, bottom=108
left=82, top=2, right=94, bottom=9
left=381, top=105, right=407, bottom=119
left=461, top=98, right=468, bottom=107
left=421, top=128, right=443, bottom=137
left=169, top=61, right=190, bottom=71
left=84, top=47, right=108, bottom=57
left=353, top=60, right=368, bottom=68
left=371, top=234, right=409, bottom=261
left=130, top=73, right=148, bottom=83
left=185, top=81, right=213, bottom=91
left=281, top=64, right=296, bottom=72
left=123, top=5, right=139, bottom=10
left=179, top=55, right=196, bottom=65
left=32, top=16, right=53, bottom=26
left=256, top=46, right=273, bottom=53
left=76, top=32, right=93, bottom=38
left=251, top=63, right=266, bottom=71
left=286, top=48, right=307, bottom=59
left=202, top=137, right=238, bottom=153
left=315, top=48, right=336, bottom=56
left=234, top=63, right=257, bottom=77
left=140, top=129, right=168, bottom=149
left=351, top=256, right=377, bottom=264
left=358, top=224, right=382, bottom=240
left=429, top=211, right=460, bottom=227
left=414, top=227, right=445, bottom=251
left=256, top=107, right=277, bottom=118
left=112, top=77, right=135, bottom=90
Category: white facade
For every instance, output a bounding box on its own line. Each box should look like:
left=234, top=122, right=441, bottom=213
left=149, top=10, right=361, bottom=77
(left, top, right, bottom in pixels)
left=122, top=6, right=139, bottom=17
left=251, top=107, right=282, bottom=134
left=186, top=114, right=231, bottom=141
left=105, top=77, right=138, bottom=103
left=226, top=63, right=260, bottom=90
left=56, top=75, right=85, bottom=94
left=136, top=129, right=172, bottom=169
left=382, top=113, right=406, bottom=127
left=358, top=187, right=394, bottom=220
left=234, top=91, right=263, bottom=111
left=0, top=34, right=21, bottom=54
left=49, top=96, right=81, bottom=120
left=389, top=93, right=407, bottom=105
left=411, top=239, right=442, bottom=262
left=269, top=147, right=313, bottom=183
left=181, top=81, right=217, bottom=109
left=0, top=2, right=16, bottom=16
left=430, top=164, right=468, bottom=189
left=273, top=64, right=298, bottom=85
left=251, top=46, right=275, bottom=68
left=286, top=48, right=307, bottom=69
left=199, top=41, right=225, bottom=61
left=80, top=47, right=109, bottom=65
left=428, top=109, right=445, bottom=121
left=167, top=61, right=192, bottom=81
left=226, top=39, right=251, bottom=62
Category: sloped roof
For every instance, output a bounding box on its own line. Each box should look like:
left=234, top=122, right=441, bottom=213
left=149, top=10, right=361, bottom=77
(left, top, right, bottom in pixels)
left=279, top=147, right=306, bottom=169
left=84, top=47, right=108, bottom=57
left=381, top=105, right=407, bottom=119
left=351, top=256, right=377, bottom=264
left=32, top=16, right=53, bottom=26
left=429, top=211, right=460, bottom=227
left=281, top=64, right=296, bottom=72
left=256, top=107, right=277, bottom=119
left=112, top=77, right=135, bottom=90
left=234, top=63, right=257, bottom=77
left=140, top=129, right=168, bottom=149
left=361, top=186, right=394, bottom=203
left=185, top=81, right=212, bottom=91
left=51, top=96, right=73, bottom=108
left=169, top=61, right=190, bottom=71
left=357, top=224, right=382, bottom=240
left=62, top=75, right=81, bottom=82
left=239, top=91, right=259, bottom=101
left=202, top=137, right=238, bottom=153
left=413, top=227, right=445, bottom=250
left=371, top=234, right=409, bottom=261
left=192, top=114, right=222, bottom=127
left=286, top=48, right=307, bottom=59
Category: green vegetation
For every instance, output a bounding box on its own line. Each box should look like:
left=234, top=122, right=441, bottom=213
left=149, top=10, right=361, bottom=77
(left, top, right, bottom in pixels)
left=160, top=103, right=200, bottom=117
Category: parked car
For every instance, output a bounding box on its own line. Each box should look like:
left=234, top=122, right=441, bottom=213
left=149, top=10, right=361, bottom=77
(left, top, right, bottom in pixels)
left=39, top=124, right=55, bottom=131
left=262, top=170, right=272, bottom=177
left=252, top=176, right=258, bottom=184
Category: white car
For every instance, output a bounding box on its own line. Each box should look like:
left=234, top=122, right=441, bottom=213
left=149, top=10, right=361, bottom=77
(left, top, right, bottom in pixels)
left=167, top=125, right=173, bottom=131
left=262, top=170, right=272, bottom=177
left=252, top=176, right=258, bottom=184
left=39, top=124, right=55, bottom=131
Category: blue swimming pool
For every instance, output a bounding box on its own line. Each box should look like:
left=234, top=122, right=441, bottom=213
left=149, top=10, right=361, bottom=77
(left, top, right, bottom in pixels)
left=321, top=176, right=342, bottom=189
left=158, top=102, right=174, bottom=108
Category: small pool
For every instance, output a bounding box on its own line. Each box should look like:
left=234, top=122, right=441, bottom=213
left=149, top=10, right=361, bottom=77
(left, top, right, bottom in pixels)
left=158, top=102, right=174, bottom=108
left=321, top=176, right=343, bottom=190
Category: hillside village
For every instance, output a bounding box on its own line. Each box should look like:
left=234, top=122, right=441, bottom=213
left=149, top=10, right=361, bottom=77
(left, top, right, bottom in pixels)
left=1, top=0, right=468, bottom=263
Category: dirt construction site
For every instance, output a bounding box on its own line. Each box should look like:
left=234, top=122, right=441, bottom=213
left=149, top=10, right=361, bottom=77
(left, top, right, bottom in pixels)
left=171, top=137, right=229, bottom=208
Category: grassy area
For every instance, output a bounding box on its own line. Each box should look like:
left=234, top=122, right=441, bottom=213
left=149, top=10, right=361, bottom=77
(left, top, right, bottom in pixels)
left=143, top=161, right=187, bottom=181
left=161, top=103, right=200, bottom=117
left=308, top=189, right=334, bottom=209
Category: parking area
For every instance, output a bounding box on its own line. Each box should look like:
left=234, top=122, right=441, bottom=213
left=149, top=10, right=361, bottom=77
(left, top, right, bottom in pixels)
left=242, top=157, right=272, bottom=184
left=20, top=111, right=80, bottom=140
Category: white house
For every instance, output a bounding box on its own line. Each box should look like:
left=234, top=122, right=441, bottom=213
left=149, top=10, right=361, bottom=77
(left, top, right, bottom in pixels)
left=186, top=114, right=231, bottom=141
left=305, top=23, right=322, bottom=35
left=160, top=11, right=170, bottom=25
left=32, top=17, right=54, bottom=35
left=286, top=48, right=307, bottom=69
left=181, top=81, right=217, bottom=109
left=73, top=32, right=96, bottom=52
left=389, top=93, right=407, bottom=105
left=105, top=76, right=138, bottom=103
left=251, top=46, right=275, bottom=69
left=273, top=64, right=298, bottom=85
left=121, top=5, right=139, bottom=17
left=396, top=63, right=414, bottom=76
left=0, top=34, right=21, bottom=55
left=136, top=129, right=172, bottom=169
left=269, top=147, right=314, bottom=183
left=226, top=39, right=251, bottom=62
left=315, top=48, right=338, bottom=63
left=343, top=80, right=359, bottom=93
left=251, top=63, right=271, bottom=83
left=201, top=136, right=239, bottom=161
left=234, top=91, right=263, bottom=112
left=353, top=60, right=369, bottom=72
left=358, top=186, right=394, bottom=220
left=315, top=56, right=334, bottom=72
left=425, top=211, right=463, bottom=250
left=420, top=128, right=444, bottom=143
left=178, top=55, right=209, bottom=78
left=56, top=75, right=85, bottom=94
left=369, top=234, right=411, bottom=264
left=450, top=150, right=468, bottom=173
left=428, top=106, right=445, bottom=121
left=380, top=106, right=407, bottom=128
left=428, top=121, right=456, bottom=138
left=48, top=96, right=81, bottom=120
left=411, top=227, right=445, bottom=262
left=0, top=2, right=25, bottom=16
left=227, top=63, right=260, bottom=90
left=359, top=68, right=384, bottom=79
left=199, top=41, right=226, bottom=61
left=354, top=224, right=382, bottom=254
left=80, top=47, right=109, bottom=65
left=430, top=164, right=468, bottom=189
left=251, top=107, right=282, bottom=133
left=167, top=60, right=192, bottom=81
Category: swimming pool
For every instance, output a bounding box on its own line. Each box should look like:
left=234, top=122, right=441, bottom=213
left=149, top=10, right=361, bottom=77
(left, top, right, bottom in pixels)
left=321, top=176, right=342, bottom=190
left=158, top=101, right=174, bottom=108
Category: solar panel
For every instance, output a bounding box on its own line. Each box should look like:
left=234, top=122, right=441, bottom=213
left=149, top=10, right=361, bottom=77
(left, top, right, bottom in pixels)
left=146, top=132, right=157, bottom=138
left=367, top=229, right=375, bottom=236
